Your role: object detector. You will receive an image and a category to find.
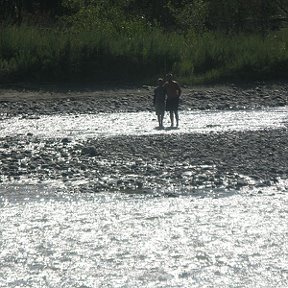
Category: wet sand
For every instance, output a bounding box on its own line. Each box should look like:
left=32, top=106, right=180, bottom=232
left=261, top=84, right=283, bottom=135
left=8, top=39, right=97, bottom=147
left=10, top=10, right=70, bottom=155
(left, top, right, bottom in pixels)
left=0, top=82, right=288, bottom=193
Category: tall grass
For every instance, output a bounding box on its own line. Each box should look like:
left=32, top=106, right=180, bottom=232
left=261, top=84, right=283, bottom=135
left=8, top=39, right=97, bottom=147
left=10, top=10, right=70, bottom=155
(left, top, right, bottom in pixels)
left=1, top=25, right=288, bottom=84
left=179, top=30, right=288, bottom=83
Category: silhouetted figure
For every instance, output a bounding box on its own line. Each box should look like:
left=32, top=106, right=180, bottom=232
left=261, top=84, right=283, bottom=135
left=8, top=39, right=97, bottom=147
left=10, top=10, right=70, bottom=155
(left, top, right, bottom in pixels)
left=164, top=73, right=181, bottom=127
left=153, top=78, right=166, bottom=128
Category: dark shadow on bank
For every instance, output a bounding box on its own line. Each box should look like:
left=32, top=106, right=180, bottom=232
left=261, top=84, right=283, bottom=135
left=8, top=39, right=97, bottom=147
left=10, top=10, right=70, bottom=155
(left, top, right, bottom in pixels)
left=165, top=126, right=179, bottom=131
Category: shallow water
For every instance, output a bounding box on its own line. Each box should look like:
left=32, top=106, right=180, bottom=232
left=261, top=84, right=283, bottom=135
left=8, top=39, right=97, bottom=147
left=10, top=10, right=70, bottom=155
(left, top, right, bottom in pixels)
left=0, top=107, right=287, bottom=139
left=0, top=183, right=288, bottom=288
left=1, top=107, right=288, bottom=287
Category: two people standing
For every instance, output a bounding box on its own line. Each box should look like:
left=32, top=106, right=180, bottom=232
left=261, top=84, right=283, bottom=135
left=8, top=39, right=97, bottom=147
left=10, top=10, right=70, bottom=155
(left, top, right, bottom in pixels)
left=153, top=73, right=182, bottom=128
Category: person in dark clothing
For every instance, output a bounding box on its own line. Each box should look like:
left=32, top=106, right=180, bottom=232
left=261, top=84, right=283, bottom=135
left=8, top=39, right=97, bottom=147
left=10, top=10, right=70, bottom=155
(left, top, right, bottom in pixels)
left=153, top=78, right=166, bottom=128
left=164, top=73, right=181, bottom=127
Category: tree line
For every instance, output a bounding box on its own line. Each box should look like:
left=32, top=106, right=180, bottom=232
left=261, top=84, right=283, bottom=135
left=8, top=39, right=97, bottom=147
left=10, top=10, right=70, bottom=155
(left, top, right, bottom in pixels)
left=1, top=0, right=288, bottom=33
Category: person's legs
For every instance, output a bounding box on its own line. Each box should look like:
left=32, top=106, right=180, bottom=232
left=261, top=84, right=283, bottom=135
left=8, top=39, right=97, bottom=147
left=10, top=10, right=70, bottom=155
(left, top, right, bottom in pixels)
left=157, top=114, right=161, bottom=127
left=169, top=111, right=174, bottom=127
left=160, top=112, right=164, bottom=128
left=175, top=110, right=179, bottom=127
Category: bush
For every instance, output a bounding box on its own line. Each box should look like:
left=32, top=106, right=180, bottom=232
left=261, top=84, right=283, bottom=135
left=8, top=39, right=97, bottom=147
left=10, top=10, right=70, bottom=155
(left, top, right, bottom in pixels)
left=1, top=24, right=288, bottom=84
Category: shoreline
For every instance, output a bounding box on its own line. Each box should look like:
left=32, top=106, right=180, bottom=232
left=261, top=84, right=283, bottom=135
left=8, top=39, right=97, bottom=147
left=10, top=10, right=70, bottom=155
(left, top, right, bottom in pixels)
left=0, top=129, right=287, bottom=194
left=0, top=81, right=288, bottom=115
left=0, top=81, right=288, bottom=194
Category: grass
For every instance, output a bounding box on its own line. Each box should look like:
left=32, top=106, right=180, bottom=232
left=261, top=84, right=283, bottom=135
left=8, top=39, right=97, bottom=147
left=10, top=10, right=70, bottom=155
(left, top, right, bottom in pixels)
left=1, top=25, right=288, bottom=84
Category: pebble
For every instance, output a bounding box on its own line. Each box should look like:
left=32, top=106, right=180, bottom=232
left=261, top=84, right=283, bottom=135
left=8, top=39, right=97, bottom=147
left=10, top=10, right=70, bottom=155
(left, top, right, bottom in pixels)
left=0, top=83, right=287, bottom=194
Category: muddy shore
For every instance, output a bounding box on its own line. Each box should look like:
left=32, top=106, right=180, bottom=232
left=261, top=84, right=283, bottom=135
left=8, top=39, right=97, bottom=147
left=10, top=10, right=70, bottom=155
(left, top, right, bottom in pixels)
left=0, top=82, right=288, bottom=194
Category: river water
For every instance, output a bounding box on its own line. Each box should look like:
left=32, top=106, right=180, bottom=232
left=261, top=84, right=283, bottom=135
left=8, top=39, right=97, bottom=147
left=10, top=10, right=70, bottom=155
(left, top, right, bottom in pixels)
left=0, top=107, right=287, bottom=138
left=0, top=108, right=288, bottom=287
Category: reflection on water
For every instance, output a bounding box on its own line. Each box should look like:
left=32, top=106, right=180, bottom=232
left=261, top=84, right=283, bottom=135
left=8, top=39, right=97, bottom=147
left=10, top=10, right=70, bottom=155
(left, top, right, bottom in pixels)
left=0, top=184, right=288, bottom=288
left=1, top=107, right=288, bottom=287
left=0, top=107, right=287, bottom=139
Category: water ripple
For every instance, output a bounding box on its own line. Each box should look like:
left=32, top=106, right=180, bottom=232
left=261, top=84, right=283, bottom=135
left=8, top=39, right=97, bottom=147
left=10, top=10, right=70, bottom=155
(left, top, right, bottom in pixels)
left=0, top=185, right=288, bottom=287
left=0, top=107, right=287, bottom=139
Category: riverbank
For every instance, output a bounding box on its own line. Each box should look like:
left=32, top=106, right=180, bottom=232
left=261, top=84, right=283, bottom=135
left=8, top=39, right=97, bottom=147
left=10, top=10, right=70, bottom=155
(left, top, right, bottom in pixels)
left=1, top=128, right=287, bottom=195
left=0, top=82, right=288, bottom=194
left=0, top=81, right=288, bottom=116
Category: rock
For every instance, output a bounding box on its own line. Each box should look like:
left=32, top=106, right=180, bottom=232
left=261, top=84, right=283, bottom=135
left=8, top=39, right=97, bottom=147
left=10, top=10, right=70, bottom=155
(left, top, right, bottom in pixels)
left=136, top=181, right=143, bottom=188
left=3, top=143, right=9, bottom=149
left=81, top=146, right=98, bottom=157
left=236, top=178, right=249, bottom=188
left=61, top=138, right=70, bottom=144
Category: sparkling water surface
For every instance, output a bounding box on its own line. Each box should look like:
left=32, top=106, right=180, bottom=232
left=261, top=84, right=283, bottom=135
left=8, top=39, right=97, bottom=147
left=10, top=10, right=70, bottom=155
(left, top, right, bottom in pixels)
left=0, top=107, right=287, bottom=139
left=0, top=108, right=288, bottom=287
left=1, top=184, right=288, bottom=288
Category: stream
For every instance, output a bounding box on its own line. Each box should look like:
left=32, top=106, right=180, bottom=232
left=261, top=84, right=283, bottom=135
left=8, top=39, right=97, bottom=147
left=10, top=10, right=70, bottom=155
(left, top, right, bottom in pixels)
left=0, top=107, right=287, bottom=139
left=0, top=107, right=288, bottom=287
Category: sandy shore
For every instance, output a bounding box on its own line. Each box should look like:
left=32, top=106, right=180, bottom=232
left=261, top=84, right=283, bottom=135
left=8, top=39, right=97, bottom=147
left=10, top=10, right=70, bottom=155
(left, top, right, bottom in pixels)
left=0, top=81, right=288, bottom=194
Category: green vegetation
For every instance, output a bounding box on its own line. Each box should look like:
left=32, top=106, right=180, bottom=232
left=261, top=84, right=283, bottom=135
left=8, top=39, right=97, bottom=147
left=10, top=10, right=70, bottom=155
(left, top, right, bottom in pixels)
left=1, top=0, right=288, bottom=84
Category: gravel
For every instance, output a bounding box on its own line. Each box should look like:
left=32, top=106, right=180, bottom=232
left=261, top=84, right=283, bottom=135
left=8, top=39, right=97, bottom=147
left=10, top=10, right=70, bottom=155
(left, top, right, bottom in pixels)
left=0, top=81, right=288, bottom=195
